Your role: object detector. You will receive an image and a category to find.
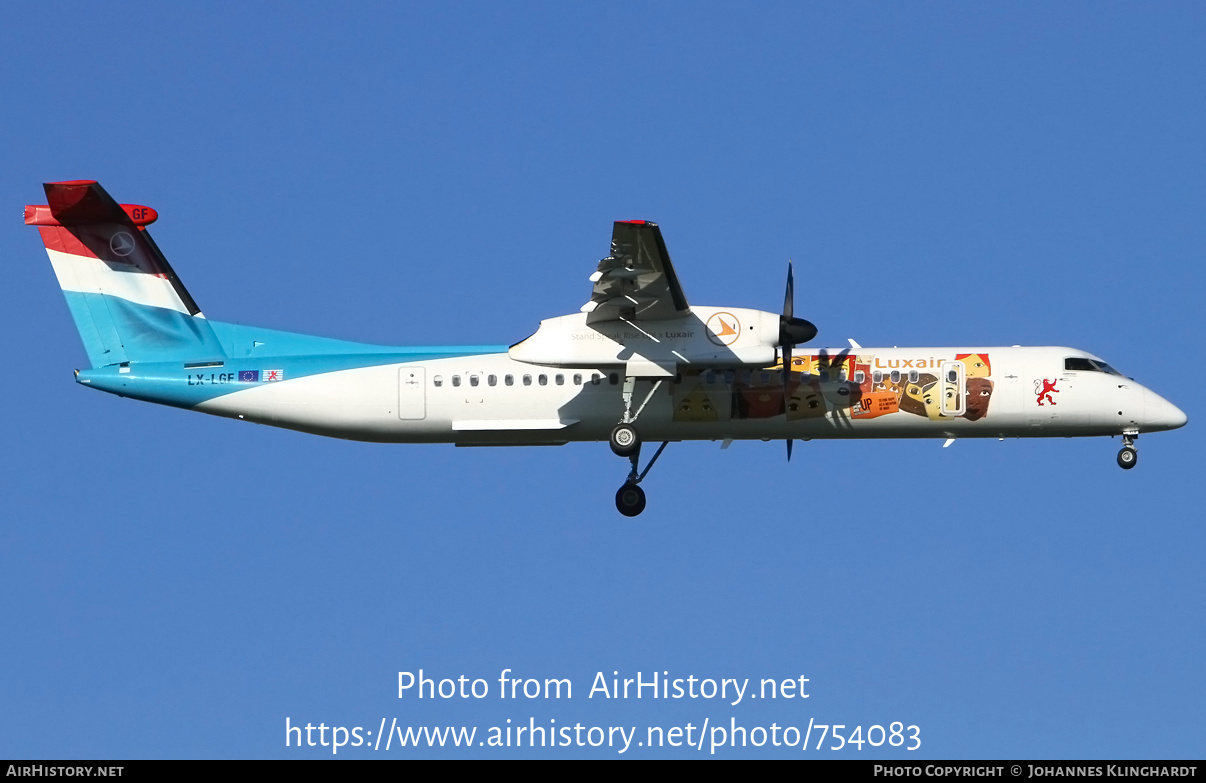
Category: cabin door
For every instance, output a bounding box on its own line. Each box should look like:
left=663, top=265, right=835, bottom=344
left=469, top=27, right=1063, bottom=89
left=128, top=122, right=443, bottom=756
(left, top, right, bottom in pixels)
left=398, top=367, right=427, bottom=420
left=939, top=361, right=965, bottom=417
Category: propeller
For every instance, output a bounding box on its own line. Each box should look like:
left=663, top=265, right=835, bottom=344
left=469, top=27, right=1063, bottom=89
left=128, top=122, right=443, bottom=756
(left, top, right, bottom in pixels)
left=779, top=260, right=817, bottom=461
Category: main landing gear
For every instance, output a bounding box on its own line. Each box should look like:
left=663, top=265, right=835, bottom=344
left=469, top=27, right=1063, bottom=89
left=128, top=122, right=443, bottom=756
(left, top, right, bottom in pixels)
left=1117, top=432, right=1138, bottom=470
left=609, top=422, right=640, bottom=457
left=614, top=440, right=669, bottom=517
left=611, top=377, right=667, bottom=517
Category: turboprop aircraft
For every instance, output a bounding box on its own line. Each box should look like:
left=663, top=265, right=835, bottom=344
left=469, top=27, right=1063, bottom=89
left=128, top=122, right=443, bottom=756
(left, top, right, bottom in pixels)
left=28, top=180, right=1187, bottom=516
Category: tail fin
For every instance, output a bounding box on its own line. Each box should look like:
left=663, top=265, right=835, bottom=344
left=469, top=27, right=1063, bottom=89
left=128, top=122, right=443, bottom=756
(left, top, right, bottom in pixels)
left=26, top=180, right=225, bottom=368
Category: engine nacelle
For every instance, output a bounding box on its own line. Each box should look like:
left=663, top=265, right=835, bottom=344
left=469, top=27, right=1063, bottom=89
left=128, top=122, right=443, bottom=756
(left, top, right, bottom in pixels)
left=509, top=306, right=780, bottom=374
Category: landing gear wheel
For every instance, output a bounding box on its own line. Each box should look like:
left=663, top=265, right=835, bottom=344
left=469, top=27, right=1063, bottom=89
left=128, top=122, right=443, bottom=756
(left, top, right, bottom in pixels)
left=1117, top=446, right=1138, bottom=470
left=609, top=423, right=641, bottom=457
left=615, top=483, right=646, bottom=517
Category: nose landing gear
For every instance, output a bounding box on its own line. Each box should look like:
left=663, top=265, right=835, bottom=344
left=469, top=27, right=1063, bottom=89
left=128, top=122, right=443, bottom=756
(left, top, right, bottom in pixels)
left=1117, top=432, right=1138, bottom=470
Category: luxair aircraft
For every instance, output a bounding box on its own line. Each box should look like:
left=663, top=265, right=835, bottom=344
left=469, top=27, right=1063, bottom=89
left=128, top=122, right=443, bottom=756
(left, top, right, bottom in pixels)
left=29, top=180, right=1188, bottom=516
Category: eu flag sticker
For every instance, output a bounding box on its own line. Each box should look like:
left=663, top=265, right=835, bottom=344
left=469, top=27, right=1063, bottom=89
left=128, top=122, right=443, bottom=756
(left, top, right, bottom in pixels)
left=238, top=370, right=260, bottom=382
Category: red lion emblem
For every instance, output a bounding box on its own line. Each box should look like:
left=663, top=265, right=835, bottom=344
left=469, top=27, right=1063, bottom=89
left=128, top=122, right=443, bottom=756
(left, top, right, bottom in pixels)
left=1034, top=378, right=1059, bottom=406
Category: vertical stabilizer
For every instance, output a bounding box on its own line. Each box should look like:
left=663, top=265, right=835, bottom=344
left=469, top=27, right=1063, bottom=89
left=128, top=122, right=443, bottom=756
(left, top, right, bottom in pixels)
left=27, top=180, right=225, bottom=368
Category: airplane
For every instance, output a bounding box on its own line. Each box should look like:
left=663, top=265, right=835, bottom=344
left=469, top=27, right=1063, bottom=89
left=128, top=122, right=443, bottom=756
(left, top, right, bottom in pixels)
left=27, top=180, right=1188, bottom=516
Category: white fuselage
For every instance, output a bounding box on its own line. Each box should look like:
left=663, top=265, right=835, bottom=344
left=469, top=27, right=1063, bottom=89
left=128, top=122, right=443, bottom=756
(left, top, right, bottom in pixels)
left=191, top=345, right=1186, bottom=445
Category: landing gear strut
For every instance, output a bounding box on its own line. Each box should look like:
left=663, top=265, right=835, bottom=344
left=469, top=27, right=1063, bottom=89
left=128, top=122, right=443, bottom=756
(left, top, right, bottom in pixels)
left=609, top=376, right=667, bottom=515
left=1117, top=433, right=1138, bottom=470
left=614, top=441, right=670, bottom=517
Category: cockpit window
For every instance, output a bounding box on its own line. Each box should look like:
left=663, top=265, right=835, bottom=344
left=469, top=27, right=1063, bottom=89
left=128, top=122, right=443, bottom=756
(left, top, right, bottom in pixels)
left=1064, top=357, right=1122, bottom=375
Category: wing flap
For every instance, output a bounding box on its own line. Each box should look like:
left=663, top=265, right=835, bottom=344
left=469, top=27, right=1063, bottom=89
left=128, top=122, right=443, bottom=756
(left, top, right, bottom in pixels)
left=583, top=221, right=690, bottom=323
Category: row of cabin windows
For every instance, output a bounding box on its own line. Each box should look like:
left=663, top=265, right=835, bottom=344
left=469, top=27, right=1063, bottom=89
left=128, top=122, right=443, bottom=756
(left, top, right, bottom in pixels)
left=432, top=372, right=623, bottom=388
left=872, top=370, right=922, bottom=385
left=701, top=369, right=863, bottom=384
left=431, top=369, right=871, bottom=389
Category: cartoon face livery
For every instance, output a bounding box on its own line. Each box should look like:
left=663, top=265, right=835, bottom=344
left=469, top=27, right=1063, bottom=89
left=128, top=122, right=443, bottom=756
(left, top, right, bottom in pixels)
left=812, top=354, right=853, bottom=383
left=787, top=355, right=813, bottom=375
left=786, top=380, right=828, bottom=420
left=899, top=373, right=939, bottom=417
left=964, top=377, right=994, bottom=421
left=957, top=353, right=991, bottom=378
left=939, top=373, right=961, bottom=418
left=733, top=381, right=785, bottom=419
left=922, top=379, right=947, bottom=420
left=673, top=384, right=719, bottom=422
left=873, top=375, right=907, bottom=400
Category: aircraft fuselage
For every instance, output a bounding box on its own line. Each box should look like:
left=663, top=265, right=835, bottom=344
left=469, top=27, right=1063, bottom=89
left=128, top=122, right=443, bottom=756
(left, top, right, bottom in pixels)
left=76, top=343, right=1186, bottom=446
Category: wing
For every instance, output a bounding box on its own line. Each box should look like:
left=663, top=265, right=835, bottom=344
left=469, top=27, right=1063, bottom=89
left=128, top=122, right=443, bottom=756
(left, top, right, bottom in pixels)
left=581, top=220, right=690, bottom=323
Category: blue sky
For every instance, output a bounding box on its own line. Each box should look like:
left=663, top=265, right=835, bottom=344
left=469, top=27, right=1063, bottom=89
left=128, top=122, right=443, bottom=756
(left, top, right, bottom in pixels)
left=1, top=3, right=1203, bottom=758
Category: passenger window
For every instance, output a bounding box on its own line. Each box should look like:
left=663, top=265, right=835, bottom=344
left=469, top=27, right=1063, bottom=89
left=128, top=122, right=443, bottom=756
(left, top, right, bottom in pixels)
left=608, top=373, right=618, bottom=385
left=538, top=374, right=548, bottom=386
left=433, top=375, right=443, bottom=388
left=760, top=371, right=771, bottom=384
left=592, top=373, right=602, bottom=385
left=890, top=370, right=900, bottom=384
left=523, top=374, right=532, bottom=386
left=723, top=370, right=734, bottom=384
left=855, top=371, right=865, bottom=383
left=872, top=371, right=882, bottom=384
left=705, top=371, right=716, bottom=384
left=908, top=370, right=919, bottom=383
left=469, top=374, right=479, bottom=387
left=452, top=375, right=461, bottom=387
left=819, top=370, right=829, bottom=382
left=488, top=375, right=497, bottom=386
left=573, top=373, right=582, bottom=385
left=555, top=374, right=564, bottom=385
left=505, top=374, right=514, bottom=386
left=741, top=370, right=751, bottom=383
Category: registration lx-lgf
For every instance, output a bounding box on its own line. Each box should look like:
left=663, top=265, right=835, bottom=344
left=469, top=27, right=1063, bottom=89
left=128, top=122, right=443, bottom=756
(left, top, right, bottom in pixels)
left=28, top=181, right=1187, bottom=516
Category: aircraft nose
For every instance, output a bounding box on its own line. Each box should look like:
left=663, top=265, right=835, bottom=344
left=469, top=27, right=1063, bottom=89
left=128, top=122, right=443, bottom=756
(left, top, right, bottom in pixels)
left=1146, top=390, right=1188, bottom=431
left=1164, top=399, right=1188, bottom=430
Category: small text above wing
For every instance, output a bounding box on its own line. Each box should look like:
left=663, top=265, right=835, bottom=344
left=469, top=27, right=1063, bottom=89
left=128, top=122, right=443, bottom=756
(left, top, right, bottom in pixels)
left=581, top=220, right=690, bottom=323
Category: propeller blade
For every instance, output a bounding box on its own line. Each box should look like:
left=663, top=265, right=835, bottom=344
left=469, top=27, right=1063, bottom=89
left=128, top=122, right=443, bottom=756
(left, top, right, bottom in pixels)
left=783, top=260, right=794, bottom=320
left=782, top=343, right=793, bottom=408
left=778, top=259, right=810, bottom=466
left=779, top=260, right=817, bottom=349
